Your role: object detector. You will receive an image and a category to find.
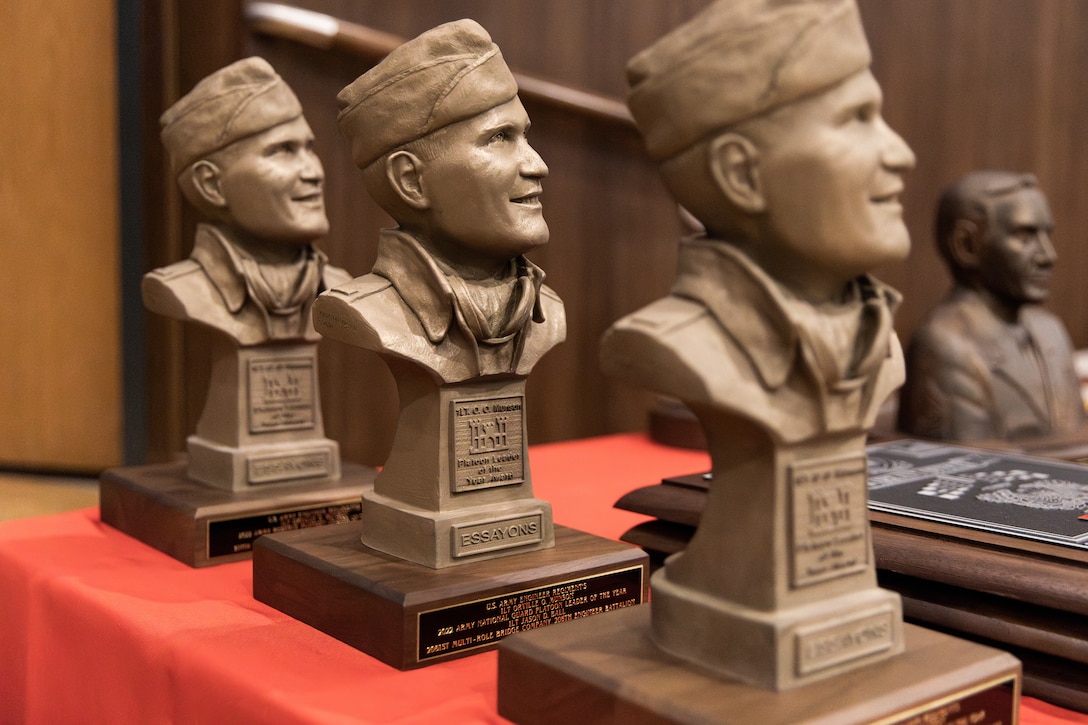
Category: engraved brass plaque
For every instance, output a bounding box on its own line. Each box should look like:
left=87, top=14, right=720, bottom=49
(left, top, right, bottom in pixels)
left=248, top=356, right=317, bottom=433
left=790, top=454, right=869, bottom=587
left=449, top=395, right=525, bottom=492
left=880, top=675, right=1018, bottom=725
left=417, top=566, right=644, bottom=662
left=206, top=499, right=361, bottom=559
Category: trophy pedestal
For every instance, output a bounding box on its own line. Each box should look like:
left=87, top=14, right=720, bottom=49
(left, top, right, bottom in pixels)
left=186, top=341, right=342, bottom=492
left=359, top=488, right=554, bottom=568
left=356, top=374, right=560, bottom=568
left=651, top=569, right=903, bottom=690
left=498, top=604, right=1020, bottom=725
left=252, top=521, right=648, bottom=669
left=99, top=461, right=376, bottom=567
left=187, top=434, right=341, bottom=491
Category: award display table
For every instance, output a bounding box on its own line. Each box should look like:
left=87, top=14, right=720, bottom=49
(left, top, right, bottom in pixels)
left=617, top=438, right=1088, bottom=713
left=1, top=434, right=1084, bottom=724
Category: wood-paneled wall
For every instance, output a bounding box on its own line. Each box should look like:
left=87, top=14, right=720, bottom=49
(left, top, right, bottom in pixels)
left=860, top=0, right=1088, bottom=359
left=0, top=0, right=123, bottom=471
left=141, top=1, right=1088, bottom=468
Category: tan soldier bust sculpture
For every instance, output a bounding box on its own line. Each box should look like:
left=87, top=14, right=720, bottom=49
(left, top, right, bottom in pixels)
left=145, top=57, right=349, bottom=490
left=314, top=20, right=565, bottom=568
left=601, top=0, right=915, bottom=689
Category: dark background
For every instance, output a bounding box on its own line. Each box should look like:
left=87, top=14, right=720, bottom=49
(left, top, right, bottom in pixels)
left=131, top=1, right=1088, bottom=467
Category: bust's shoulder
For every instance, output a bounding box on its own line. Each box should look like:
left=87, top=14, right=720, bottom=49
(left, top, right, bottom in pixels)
left=536, top=283, right=566, bottom=327
left=1021, top=304, right=1068, bottom=334
left=312, top=273, right=412, bottom=348
left=606, top=295, right=712, bottom=345
left=601, top=295, right=731, bottom=401
left=141, top=259, right=216, bottom=316
left=912, top=292, right=1001, bottom=355
left=538, top=282, right=563, bottom=303
left=319, top=274, right=395, bottom=304
left=321, top=263, right=354, bottom=290
left=143, top=258, right=204, bottom=286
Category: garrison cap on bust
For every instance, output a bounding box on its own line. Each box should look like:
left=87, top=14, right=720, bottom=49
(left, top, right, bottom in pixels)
left=627, top=0, right=872, bottom=161
left=337, top=19, right=519, bottom=169
left=160, top=57, right=303, bottom=175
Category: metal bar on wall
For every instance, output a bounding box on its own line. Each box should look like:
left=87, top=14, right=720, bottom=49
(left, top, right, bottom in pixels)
left=244, top=2, right=635, bottom=127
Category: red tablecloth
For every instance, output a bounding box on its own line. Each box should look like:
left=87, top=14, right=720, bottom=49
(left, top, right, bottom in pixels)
left=1, top=434, right=1084, bottom=724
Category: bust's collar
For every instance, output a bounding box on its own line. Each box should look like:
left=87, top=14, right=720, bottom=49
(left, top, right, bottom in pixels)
left=673, top=238, right=797, bottom=388
left=372, top=227, right=545, bottom=344
left=189, top=224, right=326, bottom=314
left=190, top=224, right=248, bottom=313
left=672, top=237, right=898, bottom=389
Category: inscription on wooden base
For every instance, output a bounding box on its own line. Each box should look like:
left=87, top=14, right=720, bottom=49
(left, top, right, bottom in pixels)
left=252, top=522, right=648, bottom=669
left=99, top=461, right=376, bottom=567
left=498, top=605, right=1020, bottom=725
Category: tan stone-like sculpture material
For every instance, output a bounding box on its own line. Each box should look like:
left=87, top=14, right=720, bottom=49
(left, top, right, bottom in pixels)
left=313, top=20, right=565, bottom=568
left=601, top=0, right=915, bottom=690
left=898, top=171, right=1085, bottom=441
left=145, top=57, right=349, bottom=490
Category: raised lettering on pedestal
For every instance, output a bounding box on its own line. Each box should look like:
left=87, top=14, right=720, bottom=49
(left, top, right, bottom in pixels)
left=451, top=395, right=525, bottom=492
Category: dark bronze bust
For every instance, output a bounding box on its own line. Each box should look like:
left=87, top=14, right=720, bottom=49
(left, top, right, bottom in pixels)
left=898, top=171, right=1085, bottom=441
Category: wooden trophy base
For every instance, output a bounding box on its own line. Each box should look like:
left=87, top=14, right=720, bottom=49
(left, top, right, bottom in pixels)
left=99, top=461, right=376, bottom=567
left=498, top=604, right=1020, bottom=725
left=251, top=521, right=649, bottom=670
left=617, top=476, right=1088, bottom=711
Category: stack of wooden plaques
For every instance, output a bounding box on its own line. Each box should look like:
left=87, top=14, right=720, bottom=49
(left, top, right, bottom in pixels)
left=616, top=438, right=1088, bottom=713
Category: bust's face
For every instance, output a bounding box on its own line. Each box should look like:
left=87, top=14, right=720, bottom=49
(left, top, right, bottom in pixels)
left=746, top=70, right=915, bottom=299
left=977, top=187, right=1056, bottom=305
left=418, top=97, right=549, bottom=271
left=217, top=116, right=329, bottom=244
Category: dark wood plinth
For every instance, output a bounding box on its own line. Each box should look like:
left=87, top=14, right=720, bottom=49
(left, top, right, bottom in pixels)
left=498, top=604, right=1020, bottom=725
left=99, top=461, right=376, bottom=567
left=615, top=463, right=1088, bottom=712
left=873, top=523, right=1088, bottom=713
left=252, top=522, right=648, bottom=670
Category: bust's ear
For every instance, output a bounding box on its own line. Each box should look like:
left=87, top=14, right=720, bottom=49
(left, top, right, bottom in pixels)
left=189, top=160, right=227, bottom=209
left=948, top=219, right=983, bottom=270
left=708, top=132, right=765, bottom=214
left=386, top=150, right=429, bottom=211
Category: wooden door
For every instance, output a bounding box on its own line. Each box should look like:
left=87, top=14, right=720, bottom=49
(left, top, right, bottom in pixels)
left=0, top=0, right=123, bottom=471
left=141, top=1, right=1088, bottom=467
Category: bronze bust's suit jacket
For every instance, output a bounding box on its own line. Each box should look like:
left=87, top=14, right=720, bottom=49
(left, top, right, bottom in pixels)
left=313, top=228, right=566, bottom=385
left=898, top=286, right=1085, bottom=441
left=602, top=237, right=904, bottom=445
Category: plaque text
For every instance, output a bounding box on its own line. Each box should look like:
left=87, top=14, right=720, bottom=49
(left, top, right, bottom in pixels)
left=790, top=454, right=869, bottom=587
left=795, top=608, right=895, bottom=675
left=206, top=500, right=362, bottom=558
left=887, top=676, right=1017, bottom=725
left=248, top=357, right=316, bottom=433
left=450, top=395, right=525, bottom=492
left=248, top=451, right=330, bottom=484
left=451, top=514, right=543, bottom=557
left=417, top=567, right=644, bottom=661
